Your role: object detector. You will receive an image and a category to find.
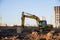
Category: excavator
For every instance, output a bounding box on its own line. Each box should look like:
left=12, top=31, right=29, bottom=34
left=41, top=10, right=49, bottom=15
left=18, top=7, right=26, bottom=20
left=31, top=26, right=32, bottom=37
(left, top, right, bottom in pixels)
left=21, top=12, right=53, bottom=33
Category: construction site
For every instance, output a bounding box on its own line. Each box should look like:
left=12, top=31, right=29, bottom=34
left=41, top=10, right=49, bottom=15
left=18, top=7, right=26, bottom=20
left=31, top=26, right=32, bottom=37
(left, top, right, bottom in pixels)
left=0, top=9, right=60, bottom=40
left=1, top=0, right=60, bottom=40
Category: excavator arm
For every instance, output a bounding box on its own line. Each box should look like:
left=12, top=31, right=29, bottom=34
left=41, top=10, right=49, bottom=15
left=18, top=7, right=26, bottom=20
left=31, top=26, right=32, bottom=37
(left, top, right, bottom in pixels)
left=21, top=12, right=40, bottom=27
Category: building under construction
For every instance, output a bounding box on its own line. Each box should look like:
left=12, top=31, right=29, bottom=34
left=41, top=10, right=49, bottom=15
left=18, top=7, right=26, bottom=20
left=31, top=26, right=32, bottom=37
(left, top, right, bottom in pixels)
left=54, top=6, right=60, bottom=28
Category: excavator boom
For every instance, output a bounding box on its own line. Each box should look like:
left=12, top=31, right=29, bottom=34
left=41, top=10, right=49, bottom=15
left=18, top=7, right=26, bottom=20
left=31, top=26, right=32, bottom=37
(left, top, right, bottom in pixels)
left=21, top=12, right=40, bottom=27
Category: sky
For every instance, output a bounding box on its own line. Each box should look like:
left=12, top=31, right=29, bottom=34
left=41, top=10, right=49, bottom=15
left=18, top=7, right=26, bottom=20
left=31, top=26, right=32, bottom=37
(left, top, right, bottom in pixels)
left=0, top=0, right=60, bottom=26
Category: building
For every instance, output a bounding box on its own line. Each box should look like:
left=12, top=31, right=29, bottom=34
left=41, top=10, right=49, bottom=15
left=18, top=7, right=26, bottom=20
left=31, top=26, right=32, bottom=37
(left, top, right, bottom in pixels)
left=54, top=6, right=60, bottom=28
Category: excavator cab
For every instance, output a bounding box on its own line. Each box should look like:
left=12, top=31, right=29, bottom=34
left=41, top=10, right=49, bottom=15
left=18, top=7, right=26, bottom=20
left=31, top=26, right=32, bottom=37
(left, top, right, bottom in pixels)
left=39, top=20, right=47, bottom=28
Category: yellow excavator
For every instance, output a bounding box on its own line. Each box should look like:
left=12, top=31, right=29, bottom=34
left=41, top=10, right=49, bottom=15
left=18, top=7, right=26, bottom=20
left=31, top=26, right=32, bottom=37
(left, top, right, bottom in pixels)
left=21, top=12, right=53, bottom=33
